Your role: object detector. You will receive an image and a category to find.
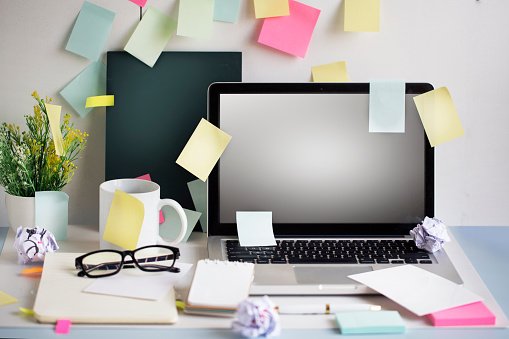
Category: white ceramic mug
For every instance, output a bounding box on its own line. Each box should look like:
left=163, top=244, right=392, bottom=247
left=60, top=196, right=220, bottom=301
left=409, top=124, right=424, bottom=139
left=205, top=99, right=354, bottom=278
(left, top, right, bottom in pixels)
left=99, top=179, right=187, bottom=249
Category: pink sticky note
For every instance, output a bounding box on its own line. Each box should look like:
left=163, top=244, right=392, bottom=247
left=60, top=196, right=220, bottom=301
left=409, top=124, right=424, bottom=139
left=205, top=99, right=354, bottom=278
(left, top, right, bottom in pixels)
left=130, top=0, right=148, bottom=7
left=55, top=319, right=71, bottom=334
left=257, top=0, right=320, bottom=58
left=136, top=174, right=165, bottom=223
left=427, top=302, right=496, bottom=327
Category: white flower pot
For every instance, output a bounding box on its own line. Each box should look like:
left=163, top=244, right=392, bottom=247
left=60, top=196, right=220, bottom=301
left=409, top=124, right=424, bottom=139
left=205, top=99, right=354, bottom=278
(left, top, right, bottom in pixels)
left=4, top=193, right=36, bottom=231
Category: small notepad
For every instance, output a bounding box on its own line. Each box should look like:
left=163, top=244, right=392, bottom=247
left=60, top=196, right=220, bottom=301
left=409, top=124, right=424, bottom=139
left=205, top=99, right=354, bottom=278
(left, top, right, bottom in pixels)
left=186, top=260, right=254, bottom=314
left=335, top=311, right=405, bottom=335
left=427, top=301, right=496, bottom=327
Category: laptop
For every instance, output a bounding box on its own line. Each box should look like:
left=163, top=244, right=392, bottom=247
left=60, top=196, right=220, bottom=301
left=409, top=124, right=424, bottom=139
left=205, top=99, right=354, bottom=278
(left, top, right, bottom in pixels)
left=206, top=82, right=462, bottom=295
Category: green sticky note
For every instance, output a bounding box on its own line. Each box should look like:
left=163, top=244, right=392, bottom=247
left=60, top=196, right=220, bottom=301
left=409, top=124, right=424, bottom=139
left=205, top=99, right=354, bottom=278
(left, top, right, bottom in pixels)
left=369, top=80, right=406, bottom=133
left=35, top=191, right=69, bottom=241
left=124, top=6, right=177, bottom=68
left=187, top=179, right=207, bottom=232
left=214, top=0, right=242, bottom=23
left=65, top=1, right=115, bottom=60
left=60, top=61, right=106, bottom=117
left=177, top=0, right=214, bottom=39
left=335, top=311, right=405, bottom=335
left=160, top=207, right=201, bottom=243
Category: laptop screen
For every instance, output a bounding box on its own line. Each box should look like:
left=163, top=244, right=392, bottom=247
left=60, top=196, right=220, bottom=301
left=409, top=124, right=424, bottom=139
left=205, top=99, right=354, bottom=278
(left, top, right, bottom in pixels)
left=208, top=83, right=434, bottom=237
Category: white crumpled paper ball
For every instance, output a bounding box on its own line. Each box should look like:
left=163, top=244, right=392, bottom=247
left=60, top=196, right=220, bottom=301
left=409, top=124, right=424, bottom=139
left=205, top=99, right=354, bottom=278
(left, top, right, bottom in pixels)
left=13, top=226, right=59, bottom=264
left=232, top=296, right=281, bottom=338
left=410, top=217, right=450, bottom=253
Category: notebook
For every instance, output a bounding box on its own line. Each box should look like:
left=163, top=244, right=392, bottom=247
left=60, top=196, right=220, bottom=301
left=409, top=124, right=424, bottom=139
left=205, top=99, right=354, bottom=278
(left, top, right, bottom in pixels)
left=33, top=252, right=178, bottom=324
left=185, top=260, right=254, bottom=316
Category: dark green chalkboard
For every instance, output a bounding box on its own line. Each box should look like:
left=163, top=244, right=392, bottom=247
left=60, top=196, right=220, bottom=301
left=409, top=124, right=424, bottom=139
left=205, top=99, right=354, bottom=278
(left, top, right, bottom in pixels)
left=106, top=51, right=242, bottom=210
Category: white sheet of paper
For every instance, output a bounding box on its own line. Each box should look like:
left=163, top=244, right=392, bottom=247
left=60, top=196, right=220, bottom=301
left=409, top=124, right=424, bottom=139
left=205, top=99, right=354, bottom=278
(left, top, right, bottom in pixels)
left=348, top=265, right=482, bottom=316
left=83, top=263, right=193, bottom=301
left=236, top=211, right=276, bottom=247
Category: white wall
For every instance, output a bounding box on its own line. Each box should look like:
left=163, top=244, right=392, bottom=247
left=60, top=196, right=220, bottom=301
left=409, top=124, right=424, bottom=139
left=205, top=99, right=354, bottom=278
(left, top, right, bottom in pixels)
left=1, top=0, right=508, bottom=227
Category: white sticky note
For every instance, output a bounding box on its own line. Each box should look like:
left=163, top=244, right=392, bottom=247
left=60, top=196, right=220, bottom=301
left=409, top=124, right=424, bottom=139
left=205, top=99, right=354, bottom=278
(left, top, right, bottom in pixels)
left=348, top=265, right=482, bottom=316
left=369, top=80, right=406, bottom=133
left=236, top=211, right=276, bottom=247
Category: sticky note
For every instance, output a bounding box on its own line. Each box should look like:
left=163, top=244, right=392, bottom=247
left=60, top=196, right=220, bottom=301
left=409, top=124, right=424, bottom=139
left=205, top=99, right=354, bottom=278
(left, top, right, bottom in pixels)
left=18, top=307, right=35, bottom=316
left=130, top=0, right=147, bottom=7
left=413, top=87, right=465, bottom=147
left=214, top=0, right=242, bottom=23
left=427, top=301, right=496, bottom=327
left=55, top=319, right=72, bottom=334
left=258, top=0, right=320, bottom=58
left=160, top=207, right=201, bottom=243
left=254, top=0, right=290, bottom=19
left=102, top=190, right=145, bottom=250
left=176, top=119, right=232, bottom=182
left=45, top=104, right=64, bottom=156
left=85, top=95, right=114, bottom=108
left=0, top=291, right=17, bottom=306
left=124, top=6, right=177, bottom=68
left=236, top=211, right=276, bottom=247
left=136, top=174, right=164, bottom=223
left=35, top=191, right=69, bottom=241
left=335, top=311, right=405, bottom=335
left=65, top=1, right=115, bottom=60
left=177, top=0, right=214, bottom=39
left=187, top=179, right=207, bottom=232
left=344, top=0, right=380, bottom=32
left=369, top=80, right=406, bottom=133
left=20, top=266, right=43, bottom=277
left=60, top=61, right=106, bottom=118
left=311, top=61, right=349, bottom=82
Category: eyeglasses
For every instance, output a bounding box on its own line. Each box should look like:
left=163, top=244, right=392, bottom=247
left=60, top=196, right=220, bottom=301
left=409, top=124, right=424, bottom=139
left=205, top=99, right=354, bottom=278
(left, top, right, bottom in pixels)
left=75, top=245, right=180, bottom=278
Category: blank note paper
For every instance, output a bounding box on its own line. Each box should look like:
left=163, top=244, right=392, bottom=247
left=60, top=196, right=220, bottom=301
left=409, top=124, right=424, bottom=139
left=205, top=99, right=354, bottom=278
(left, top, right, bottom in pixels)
left=413, top=87, right=465, bottom=147
left=254, top=0, right=290, bottom=19
left=45, top=104, right=64, bottom=156
left=214, top=0, right=242, bottom=23
left=65, top=1, right=115, bottom=60
left=124, top=6, right=177, bottom=68
left=102, top=190, right=145, bottom=250
left=85, top=95, right=114, bottom=108
left=336, top=311, right=405, bottom=335
left=344, top=0, right=380, bottom=32
left=236, top=211, right=276, bottom=247
left=187, top=179, right=207, bottom=232
left=311, top=61, right=349, bottom=82
left=0, top=291, right=17, bottom=307
left=258, top=0, right=320, bottom=58
left=177, top=0, right=214, bottom=39
left=176, top=119, right=232, bottom=182
left=369, top=80, right=405, bottom=133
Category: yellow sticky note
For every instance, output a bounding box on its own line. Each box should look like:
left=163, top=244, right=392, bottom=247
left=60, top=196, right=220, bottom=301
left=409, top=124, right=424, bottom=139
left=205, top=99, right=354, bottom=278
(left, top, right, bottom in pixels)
left=254, top=0, right=289, bottom=19
left=45, top=104, right=64, bottom=156
left=176, top=119, right=232, bottom=182
left=413, top=87, right=465, bottom=147
left=19, top=307, right=35, bottom=316
left=344, top=0, right=380, bottom=32
left=311, top=61, right=350, bottom=82
left=85, top=95, right=114, bottom=108
left=102, top=190, right=145, bottom=250
left=0, top=291, right=17, bottom=306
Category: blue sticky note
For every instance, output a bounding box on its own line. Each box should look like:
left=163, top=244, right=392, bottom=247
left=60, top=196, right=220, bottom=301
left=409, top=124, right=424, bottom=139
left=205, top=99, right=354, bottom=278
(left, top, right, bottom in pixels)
left=369, top=80, right=406, bottom=133
left=60, top=62, right=106, bottom=117
left=236, top=211, right=276, bottom=247
left=187, top=179, right=207, bottom=232
left=35, top=191, right=69, bottom=241
left=160, top=207, right=201, bottom=243
left=65, top=1, right=115, bottom=61
left=335, top=311, right=405, bottom=335
left=214, top=0, right=242, bottom=23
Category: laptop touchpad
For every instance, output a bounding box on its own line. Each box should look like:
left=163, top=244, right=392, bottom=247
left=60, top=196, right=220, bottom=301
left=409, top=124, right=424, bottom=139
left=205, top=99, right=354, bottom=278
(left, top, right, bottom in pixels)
left=294, top=266, right=373, bottom=284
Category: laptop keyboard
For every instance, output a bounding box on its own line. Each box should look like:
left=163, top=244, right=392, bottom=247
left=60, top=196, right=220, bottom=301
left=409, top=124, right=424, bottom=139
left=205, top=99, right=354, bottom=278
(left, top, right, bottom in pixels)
left=225, top=239, right=432, bottom=265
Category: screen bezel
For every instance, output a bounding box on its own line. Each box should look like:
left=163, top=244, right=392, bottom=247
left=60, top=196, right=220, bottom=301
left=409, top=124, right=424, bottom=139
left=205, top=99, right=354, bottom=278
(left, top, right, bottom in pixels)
left=207, top=82, right=434, bottom=237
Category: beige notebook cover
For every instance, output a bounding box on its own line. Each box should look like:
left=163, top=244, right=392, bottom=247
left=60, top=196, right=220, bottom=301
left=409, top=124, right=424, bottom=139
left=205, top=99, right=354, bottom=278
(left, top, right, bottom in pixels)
left=33, top=252, right=178, bottom=324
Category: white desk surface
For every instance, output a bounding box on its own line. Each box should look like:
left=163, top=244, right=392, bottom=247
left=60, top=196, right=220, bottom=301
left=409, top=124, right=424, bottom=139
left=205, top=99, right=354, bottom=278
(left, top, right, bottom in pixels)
left=0, top=225, right=508, bottom=338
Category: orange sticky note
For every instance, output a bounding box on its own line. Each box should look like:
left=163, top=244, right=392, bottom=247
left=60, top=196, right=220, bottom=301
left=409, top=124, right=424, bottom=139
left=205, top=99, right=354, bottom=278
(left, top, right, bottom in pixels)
left=20, top=266, right=43, bottom=277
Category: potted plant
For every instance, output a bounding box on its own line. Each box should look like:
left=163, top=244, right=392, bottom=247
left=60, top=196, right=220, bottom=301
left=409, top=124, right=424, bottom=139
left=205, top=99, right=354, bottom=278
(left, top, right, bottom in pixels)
left=0, top=91, right=88, bottom=231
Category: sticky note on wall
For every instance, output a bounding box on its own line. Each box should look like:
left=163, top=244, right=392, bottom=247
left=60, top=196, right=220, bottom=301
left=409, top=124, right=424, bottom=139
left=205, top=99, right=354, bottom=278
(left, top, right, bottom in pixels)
left=214, top=0, right=242, bottom=23
left=344, top=0, right=380, bottom=32
left=254, top=0, right=290, bottom=19
left=369, top=80, right=406, bottom=133
left=177, top=0, right=215, bottom=39
left=311, top=61, right=349, bottom=82
left=187, top=179, right=207, bottom=232
left=413, top=87, right=465, bottom=147
left=85, top=95, right=114, bottom=108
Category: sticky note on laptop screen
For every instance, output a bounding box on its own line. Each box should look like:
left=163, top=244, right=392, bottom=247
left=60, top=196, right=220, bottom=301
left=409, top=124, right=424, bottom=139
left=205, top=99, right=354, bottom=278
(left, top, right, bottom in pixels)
left=335, top=311, right=405, bottom=334
left=369, top=80, right=405, bottom=133
left=236, top=211, right=276, bottom=247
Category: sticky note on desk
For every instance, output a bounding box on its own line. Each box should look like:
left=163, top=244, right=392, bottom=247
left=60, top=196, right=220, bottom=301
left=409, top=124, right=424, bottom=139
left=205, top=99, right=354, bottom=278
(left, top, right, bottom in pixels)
left=311, top=61, right=349, bottom=82
left=344, top=0, right=380, bottom=32
left=254, top=0, right=290, bottom=19
left=369, top=80, right=405, bottom=133
left=177, top=0, right=214, bottom=39
left=413, top=87, right=465, bottom=147
left=236, top=211, right=276, bottom=247
left=45, top=104, right=64, bottom=156
left=0, top=291, right=17, bottom=307
left=335, top=311, right=405, bottom=335
left=427, top=301, right=496, bottom=327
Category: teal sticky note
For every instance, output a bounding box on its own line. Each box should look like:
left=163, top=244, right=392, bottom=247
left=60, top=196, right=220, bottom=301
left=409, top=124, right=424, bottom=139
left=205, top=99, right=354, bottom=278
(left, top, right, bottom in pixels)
left=60, top=61, right=106, bottom=117
left=177, top=0, right=214, bottom=39
left=124, top=6, right=177, bottom=68
left=160, top=207, right=201, bottom=243
left=214, top=0, right=242, bottom=23
left=35, top=191, right=69, bottom=241
left=369, top=80, right=406, bottom=133
left=335, top=311, right=405, bottom=335
left=187, top=179, right=207, bottom=232
left=65, top=1, right=115, bottom=61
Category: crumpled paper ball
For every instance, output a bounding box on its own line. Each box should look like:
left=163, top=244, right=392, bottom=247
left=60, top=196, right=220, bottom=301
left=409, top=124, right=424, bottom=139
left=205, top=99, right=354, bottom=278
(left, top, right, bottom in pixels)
left=232, top=296, right=281, bottom=338
left=13, top=226, right=59, bottom=264
left=410, top=217, right=450, bottom=253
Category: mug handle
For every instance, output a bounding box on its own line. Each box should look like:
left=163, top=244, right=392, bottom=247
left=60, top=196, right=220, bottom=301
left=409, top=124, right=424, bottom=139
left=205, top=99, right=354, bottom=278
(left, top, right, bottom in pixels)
left=156, top=199, right=188, bottom=245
